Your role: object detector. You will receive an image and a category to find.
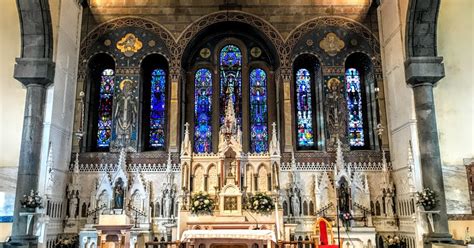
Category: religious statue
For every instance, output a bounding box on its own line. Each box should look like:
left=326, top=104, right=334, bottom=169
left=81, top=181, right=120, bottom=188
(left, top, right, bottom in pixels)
left=291, top=194, right=300, bottom=216
left=114, top=79, right=138, bottom=149
left=163, top=191, right=172, bottom=218
left=338, top=179, right=350, bottom=213
left=114, top=179, right=125, bottom=209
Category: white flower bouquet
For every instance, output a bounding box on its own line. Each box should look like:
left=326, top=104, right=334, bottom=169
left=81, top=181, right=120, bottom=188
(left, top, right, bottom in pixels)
left=246, top=192, right=274, bottom=215
left=416, top=187, right=438, bottom=210
left=20, top=190, right=43, bottom=210
left=190, top=191, right=214, bottom=215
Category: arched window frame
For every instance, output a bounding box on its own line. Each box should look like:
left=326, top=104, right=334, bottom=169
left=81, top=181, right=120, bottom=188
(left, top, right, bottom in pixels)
left=84, top=53, right=116, bottom=152
left=193, top=68, right=213, bottom=153
left=186, top=38, right=275, bottom=153
left=344, top=52, right=379, bottom=150
left=140, top=54, right=169, bottom=151
left=249, top=67, right=269, bottom=154
left=292, top=54, right=325, bottom=151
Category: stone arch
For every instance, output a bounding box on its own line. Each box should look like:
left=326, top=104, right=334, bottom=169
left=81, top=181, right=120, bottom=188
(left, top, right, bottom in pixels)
left=16, top=0, right=54, bottom=59
left=406, top=0, right=441, bottom=57
left=176, top=11, right=285, bottom=72
left=78, top=16, right=175, bottom=79
left=286, top=16, right=381, bottom=69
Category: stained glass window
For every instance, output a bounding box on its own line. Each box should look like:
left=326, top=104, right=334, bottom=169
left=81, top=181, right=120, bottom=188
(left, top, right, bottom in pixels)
left=97, top=69, right=115, bottom=148
left=194, top=68, right=213, bottom=153
left=295, top=68, right=315, bottom=148
left=345, top=68, right=365, bottom=147
left=250, top=68, right=268, bottom=153
left=149, top=69, right=166, bottom=148
left=219, top=44, right=242, bottom=126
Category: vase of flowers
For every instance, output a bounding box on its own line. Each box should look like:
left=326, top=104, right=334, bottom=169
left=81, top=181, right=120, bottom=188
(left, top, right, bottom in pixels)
left=54, top=235, right=78, bottom=248
left=416, top=188, right=438, bottom=211
left=246, top=192, right=274, bottom=215
left=190, top=192, right=214, bottom=215
left=339, top=211, right=352, bottom=230
left=20, top=190, right=43, bottom=212
left=385, top=235, right=401, bottom=248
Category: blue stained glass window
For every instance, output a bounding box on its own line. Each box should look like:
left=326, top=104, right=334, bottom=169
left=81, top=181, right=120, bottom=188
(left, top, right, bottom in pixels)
left=295, top=68, right=315, bottom=148
left=345, top=68, right=365, bottom=147
left=149, top=69, right=167, bottom=148
left=219, top=44, right=242, bottom=126
left=250, top=68, right=268, bottom=153
left=194, top=68, right=213, bottom=153
left=97, top=69, right=114, bottom=148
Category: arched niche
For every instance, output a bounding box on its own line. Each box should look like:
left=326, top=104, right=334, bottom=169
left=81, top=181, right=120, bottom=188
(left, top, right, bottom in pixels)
left=344, top=52, right=379, bottom=150
left=181, top=21, right=279, bottom=154
left=292, top=54, right=324, bottom=151
left=84, top=53, right=116, bottom=152
left=139, top=53, right=170, bottom=151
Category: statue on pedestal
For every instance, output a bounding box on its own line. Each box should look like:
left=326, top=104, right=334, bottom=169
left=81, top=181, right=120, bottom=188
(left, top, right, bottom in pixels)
left=114, top=178, right=125, bottom=209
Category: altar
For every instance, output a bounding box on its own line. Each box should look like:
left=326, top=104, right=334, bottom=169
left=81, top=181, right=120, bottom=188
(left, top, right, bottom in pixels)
left=180, top=229, right=276, bottom=248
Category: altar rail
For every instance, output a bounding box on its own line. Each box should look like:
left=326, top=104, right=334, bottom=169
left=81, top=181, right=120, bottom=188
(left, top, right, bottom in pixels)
left=144, top=240, right=321, bottom=248
left=145, top=241, right=183, bottom=248
left=277, top=240, right=318, bottom=248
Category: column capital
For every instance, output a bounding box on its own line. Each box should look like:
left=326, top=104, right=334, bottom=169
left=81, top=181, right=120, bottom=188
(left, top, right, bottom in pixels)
left=14, top=58, right=55, bottom=87
left=405, top=56, right=444, bottom=87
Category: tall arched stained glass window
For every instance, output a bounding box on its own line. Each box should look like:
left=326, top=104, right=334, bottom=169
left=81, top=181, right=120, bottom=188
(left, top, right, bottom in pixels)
left=249, top=68, right=268, bottom=153
left=149, top=69, right=166, bottom=148
left=194, top=68, right=213, bottom=153
left=97, top=69, right=115, bottom=148
left=295, top=68, right=314, bottom=148
left=219, top=44, right=242, bottom=126
left=345, top=68, right=365, bottom=147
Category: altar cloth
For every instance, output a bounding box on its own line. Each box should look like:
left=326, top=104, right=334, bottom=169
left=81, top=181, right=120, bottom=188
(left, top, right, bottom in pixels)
left=180, top=229, right=276, bottom=243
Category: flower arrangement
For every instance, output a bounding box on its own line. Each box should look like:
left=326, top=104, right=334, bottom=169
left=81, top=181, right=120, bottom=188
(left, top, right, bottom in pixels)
left=339, top=211, right=352, bottom=229
left=54, top=235, right=78, bottom=248
left=20, top=190, right=43, bottom=210
left=246, top=192, right=274, bottom=215
left=385, top=235, right=401, bottom=248
left=416, top=188, right=438, bottom=210
left=190, top=192, right=214, bottom=215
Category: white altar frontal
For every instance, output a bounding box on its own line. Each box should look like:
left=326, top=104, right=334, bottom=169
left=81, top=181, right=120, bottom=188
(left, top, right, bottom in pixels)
left=67, top=96, right=396, bottom=248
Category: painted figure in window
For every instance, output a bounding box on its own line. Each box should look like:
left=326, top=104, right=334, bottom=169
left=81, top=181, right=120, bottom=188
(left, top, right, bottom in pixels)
left=149, top=69, right=166, bottom=148
left=97, top=69, right=115, bottom=148
left=114, top=79, right=137, bottom=148
left=345, top=68, right=365, bottom=147
left=250, top=68, right=268, bottom=153
left=194, top=69, right=213, bottom=153
left=220, top=45, right=242, bottom=127
left=295, top=69, right=315, bottom=148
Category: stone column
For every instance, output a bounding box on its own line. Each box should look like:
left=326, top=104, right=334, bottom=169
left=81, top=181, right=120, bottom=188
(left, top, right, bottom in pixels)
left=168, top=75, right=180, bottom=152
left=405, top=57, right=451, bottom=239
left=10, top=58, right=54, bottom=242
left=282, top=75, right=293, bottom=152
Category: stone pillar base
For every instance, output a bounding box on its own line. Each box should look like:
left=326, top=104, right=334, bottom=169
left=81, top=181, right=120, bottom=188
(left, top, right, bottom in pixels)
left=5, top=235, right=38, bottom=248
left=423, top=233, right=453, bottom=248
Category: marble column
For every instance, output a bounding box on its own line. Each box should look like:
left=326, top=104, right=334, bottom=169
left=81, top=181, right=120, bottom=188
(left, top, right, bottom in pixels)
left=405, top=57, right=451, bottom=240
left=10, top=58, right=54, bottom=241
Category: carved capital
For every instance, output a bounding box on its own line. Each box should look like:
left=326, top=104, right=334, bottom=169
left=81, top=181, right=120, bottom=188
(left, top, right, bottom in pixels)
left=14, top=58, right=55, bottom=87
left=405, top=56, right=444, bottom=87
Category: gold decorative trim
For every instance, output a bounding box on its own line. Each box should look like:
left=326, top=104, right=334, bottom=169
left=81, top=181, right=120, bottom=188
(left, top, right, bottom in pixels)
left=116, top=33, right=143, bottom=57
left=319, top=32, right=345, bottom=56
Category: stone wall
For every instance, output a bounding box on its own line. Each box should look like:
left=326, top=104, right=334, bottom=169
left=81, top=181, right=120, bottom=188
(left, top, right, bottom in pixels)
left=83, top=0, right=374, bottom=39
left=435, top=0, right=473, bottom=215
